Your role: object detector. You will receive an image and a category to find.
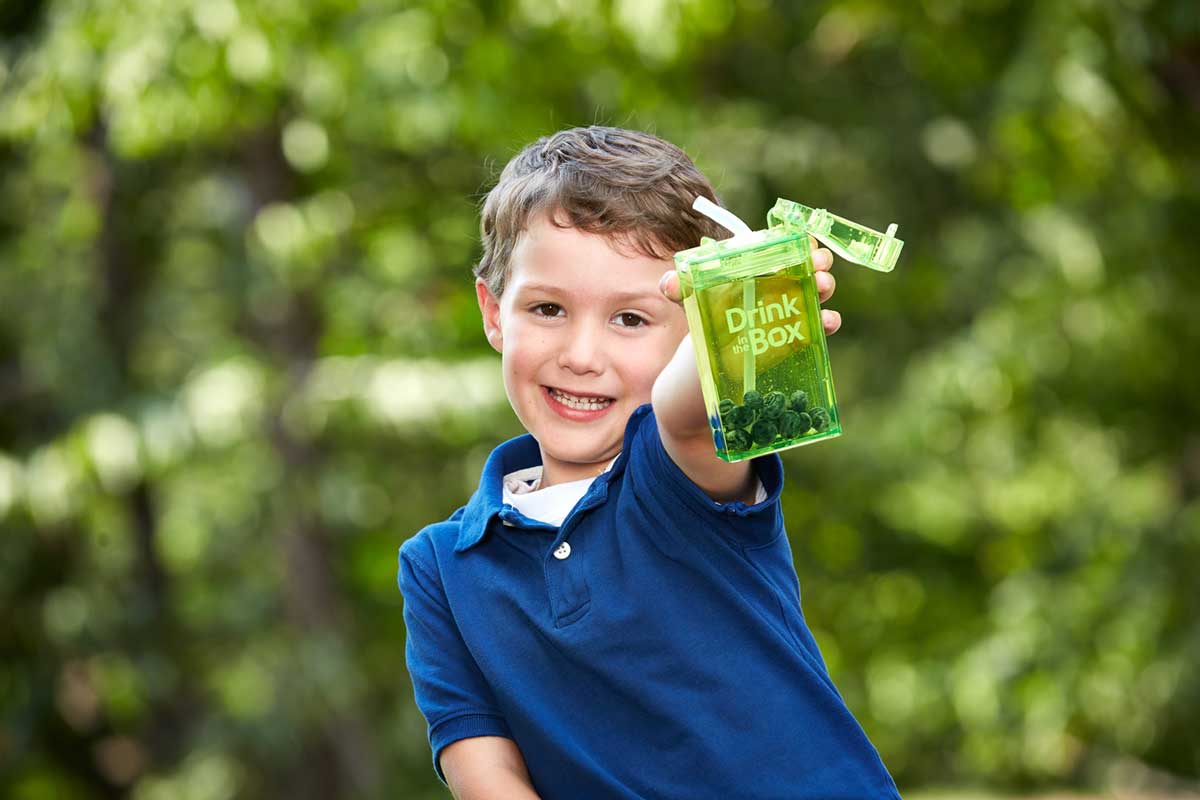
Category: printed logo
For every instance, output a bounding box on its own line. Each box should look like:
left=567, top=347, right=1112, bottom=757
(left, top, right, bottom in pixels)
left=725, top=292, right=807, bottom=355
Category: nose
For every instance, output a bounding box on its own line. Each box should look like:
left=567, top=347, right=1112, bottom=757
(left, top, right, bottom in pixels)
left=557, top=318, right=608, bottom=376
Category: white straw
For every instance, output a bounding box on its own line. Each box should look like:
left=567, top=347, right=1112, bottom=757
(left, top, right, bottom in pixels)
left=741, top=281, right=756, bottom=393
left=692, top=196, right=753, bottom=236
left=691, top=197, right=756, bottom=399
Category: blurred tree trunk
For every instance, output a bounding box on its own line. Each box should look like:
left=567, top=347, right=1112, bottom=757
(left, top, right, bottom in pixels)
left=241, top=125, right=381, bottom=799
left=81, top=117, right=201, bottom=787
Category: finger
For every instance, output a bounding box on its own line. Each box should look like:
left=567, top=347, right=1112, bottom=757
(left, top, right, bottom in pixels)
left=811, top=243, right=834, bottom=272
left=658, top=270, right=683, bottom=304
left=815, top=269, right=836, bottom=304
left=822, top=309, right=842, bottom=336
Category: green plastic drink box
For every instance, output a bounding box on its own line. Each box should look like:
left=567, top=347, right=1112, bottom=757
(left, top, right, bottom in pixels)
left=675, top=198, right=903, bottom=462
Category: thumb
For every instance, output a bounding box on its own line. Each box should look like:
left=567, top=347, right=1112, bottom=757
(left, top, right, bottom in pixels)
left=658, top=270, right=683, bottom=304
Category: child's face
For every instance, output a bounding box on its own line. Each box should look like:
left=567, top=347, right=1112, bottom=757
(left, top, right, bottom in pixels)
left=476, top=212, right=688, bottom=488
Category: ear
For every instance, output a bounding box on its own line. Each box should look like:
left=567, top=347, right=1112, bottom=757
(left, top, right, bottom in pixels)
left=475, top=278, right=504, bottom=353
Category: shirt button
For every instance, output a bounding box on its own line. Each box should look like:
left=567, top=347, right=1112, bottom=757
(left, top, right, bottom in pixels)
left=553, top=542, right=572, bottom=560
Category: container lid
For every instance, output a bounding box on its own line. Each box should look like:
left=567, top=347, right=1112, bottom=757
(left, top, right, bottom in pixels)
left=672, top=227, right=801, bottom=287
left=676, top=195, right=800, bottom=271
left=768, top=199, right=903, bottom=273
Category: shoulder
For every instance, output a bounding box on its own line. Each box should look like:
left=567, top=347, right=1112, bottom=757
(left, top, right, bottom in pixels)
left=624, top=405, right=784, bottom=529
left=624, top=407, right=782, bottom=501
left=398, top=507, right=467, bottom=590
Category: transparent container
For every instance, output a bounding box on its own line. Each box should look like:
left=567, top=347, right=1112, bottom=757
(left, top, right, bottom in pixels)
left=675, top=198, right=903, bottom=462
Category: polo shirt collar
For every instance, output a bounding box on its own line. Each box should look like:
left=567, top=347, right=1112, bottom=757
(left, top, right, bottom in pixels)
left=454, top=404, right=650, bottom=553
left=455, top=432, right=540, bottom=552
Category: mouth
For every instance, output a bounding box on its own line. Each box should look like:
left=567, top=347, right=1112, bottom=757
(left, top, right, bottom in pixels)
left=543, top=385, right=616, bottom=415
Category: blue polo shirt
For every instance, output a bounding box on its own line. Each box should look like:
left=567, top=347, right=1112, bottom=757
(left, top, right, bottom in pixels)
left=398, top=404, right=900, bottom=799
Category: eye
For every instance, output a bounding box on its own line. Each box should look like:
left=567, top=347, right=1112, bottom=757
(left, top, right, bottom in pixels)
left=614, top=312, right=647, bottom=328
left=530, top=303, right=562, bottom=318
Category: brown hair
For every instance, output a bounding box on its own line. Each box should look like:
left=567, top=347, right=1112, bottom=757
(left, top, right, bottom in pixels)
left=474, top=126, right=727, bottom=298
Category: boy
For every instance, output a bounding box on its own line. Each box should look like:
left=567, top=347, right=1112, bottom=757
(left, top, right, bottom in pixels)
left=398, top=126, right=901, bottom=799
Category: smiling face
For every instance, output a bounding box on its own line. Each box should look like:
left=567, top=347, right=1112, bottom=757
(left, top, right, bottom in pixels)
left=476, top=212, right=688, bottom=489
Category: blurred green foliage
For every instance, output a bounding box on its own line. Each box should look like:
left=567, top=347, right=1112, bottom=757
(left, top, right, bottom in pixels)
left=2, top=0, right=1198, bottom=797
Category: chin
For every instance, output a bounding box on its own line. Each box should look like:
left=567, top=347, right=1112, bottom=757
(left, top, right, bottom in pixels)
left=539, top=423, right=623, bottom=457
left=543, top=436, right=616, bottom=461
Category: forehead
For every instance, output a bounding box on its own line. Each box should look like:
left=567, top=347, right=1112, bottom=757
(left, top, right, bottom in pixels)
left=507, top=214, right=671, bottom=300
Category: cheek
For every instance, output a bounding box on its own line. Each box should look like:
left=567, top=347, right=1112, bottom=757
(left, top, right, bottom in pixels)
left=502, top=326, right=552, bottom=378
left=501, top=350, right=542, bottom=417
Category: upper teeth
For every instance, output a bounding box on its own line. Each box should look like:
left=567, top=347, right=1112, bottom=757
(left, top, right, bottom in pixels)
left=551, top=388, right=613, bottom=410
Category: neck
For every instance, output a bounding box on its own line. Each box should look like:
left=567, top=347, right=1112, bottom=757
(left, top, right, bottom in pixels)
left=538, top=455, right=618, bottom=490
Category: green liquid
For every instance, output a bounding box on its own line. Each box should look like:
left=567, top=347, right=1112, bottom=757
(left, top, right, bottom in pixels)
left=681, top=253, right=841, bottom=463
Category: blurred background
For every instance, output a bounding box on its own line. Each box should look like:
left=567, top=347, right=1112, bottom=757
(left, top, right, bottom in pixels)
left=1, top=0, right=1198, bottom=798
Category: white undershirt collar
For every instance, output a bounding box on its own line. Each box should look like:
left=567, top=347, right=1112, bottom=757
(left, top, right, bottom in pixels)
left=501, top=456, right=619, bottom=527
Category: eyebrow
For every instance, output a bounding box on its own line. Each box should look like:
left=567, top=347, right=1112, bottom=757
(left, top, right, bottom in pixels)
left=514, top=283, right=663, bottom=305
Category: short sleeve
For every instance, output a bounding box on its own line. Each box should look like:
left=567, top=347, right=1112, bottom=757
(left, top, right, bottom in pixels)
left=398, top=543, right=513, bottom=784
left=629, top=407, right=784, bottom=546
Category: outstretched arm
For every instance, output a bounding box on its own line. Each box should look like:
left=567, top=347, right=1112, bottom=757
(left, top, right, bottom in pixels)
left=651, top=243, right=841, bottom=504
